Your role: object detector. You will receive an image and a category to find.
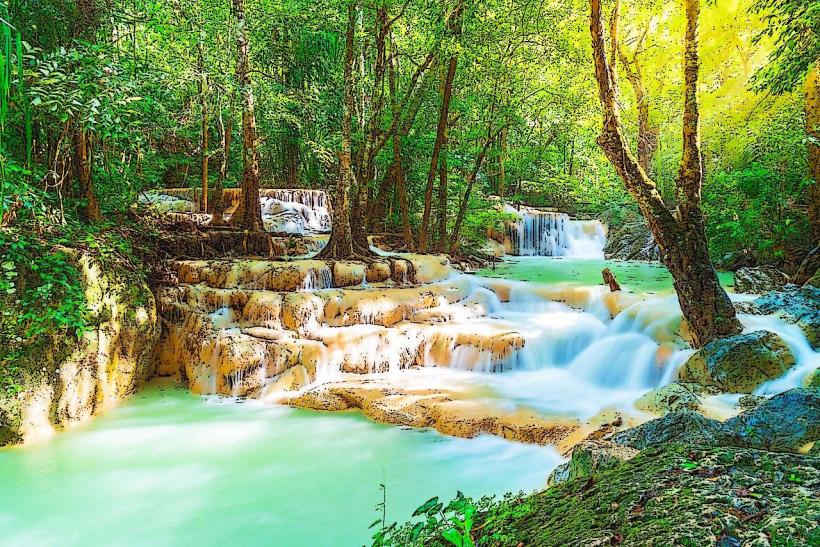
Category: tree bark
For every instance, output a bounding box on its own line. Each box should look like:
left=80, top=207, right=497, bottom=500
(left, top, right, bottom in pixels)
left=197, top=36, right=209, bottom=213
left=73, top=129, right=101, bottom=221
left=420, top=55, right=457, bottom=253
left=318, top=1, right=357, bottom=258
left=589, top=0, right=741, bottom=347
left=449, top=127, right=499, bottom=255
left=436, top=150, right=448, bottom=252
left=231, top=0, right=263, bottom=231
left=806, top=61, right=820, bottom=245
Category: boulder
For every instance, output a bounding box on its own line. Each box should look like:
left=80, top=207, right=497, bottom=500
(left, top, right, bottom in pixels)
left=724, top=388, right=820, bottom=452
left=603, top=220, right=660, bottom=261
left=806, top=368, right=820, bottom=389
left=634, top=382, right=712, bottom=416
left=547, top=440, right=638, bottom=486
left=733, top=266, right=789, bottom=294
left=678, top=330, right=795, bottom=393
left=610, top=410, right=731, bottom=450
left=734, top=285, right=820, bottom=349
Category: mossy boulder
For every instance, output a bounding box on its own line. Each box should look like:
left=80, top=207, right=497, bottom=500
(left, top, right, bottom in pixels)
left=610, top=410, right=731, bottom=450
left=679, top=330, right=795, bottom=393
left=547, top=440, right=638, bottom=486
left=806, top=368, right=820, bottom=388
left=725, top=388, right=820, bottom=452
left=634, top=382, right=713, bottom=415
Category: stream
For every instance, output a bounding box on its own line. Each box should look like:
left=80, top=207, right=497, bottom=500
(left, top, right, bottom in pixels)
left=1, top=257, right=815, bottom=546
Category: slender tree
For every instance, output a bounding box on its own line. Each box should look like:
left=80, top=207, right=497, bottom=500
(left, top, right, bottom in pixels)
left=590, top=0, right=742, bottom=347
left=231, top=0, right=263, bottom=231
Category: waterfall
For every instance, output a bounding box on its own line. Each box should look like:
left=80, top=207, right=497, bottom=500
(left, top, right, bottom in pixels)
left=139, top=188, right=332, bottom=235
left=505, top=205, right=607, bottom=258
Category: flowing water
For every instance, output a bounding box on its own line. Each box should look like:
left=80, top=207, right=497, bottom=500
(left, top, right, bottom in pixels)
left=2, top=253, right=817, bottom=546
left=504, top=206, right=607, bottom=258
left=0, top=382, right=560, bottom=546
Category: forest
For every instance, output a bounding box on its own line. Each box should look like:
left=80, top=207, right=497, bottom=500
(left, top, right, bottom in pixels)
left=0, top=0, right=818, bottom=545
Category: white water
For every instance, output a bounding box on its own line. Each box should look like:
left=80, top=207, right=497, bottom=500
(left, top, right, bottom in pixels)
left=505, top=205, right=607, bottom=258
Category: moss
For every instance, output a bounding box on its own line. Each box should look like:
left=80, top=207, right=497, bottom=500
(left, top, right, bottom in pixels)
left=465, top=445, right=820, bottom=546
left=386, top=445, right=820, bottom=546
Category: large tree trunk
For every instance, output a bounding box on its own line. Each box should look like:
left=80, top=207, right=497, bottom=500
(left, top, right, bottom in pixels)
left=73, top=129, right=101, bottom=221
left=231, top=0, right=263, bottom=231
left=318, top=1, right=357, bottom=258
left=806, top=61, right=820, bottom=245
left=590, top=0, right=741, bottom=347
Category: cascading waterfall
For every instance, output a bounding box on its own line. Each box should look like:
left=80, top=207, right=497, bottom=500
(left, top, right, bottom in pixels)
left=505, top=205, right=607, bottom=258
left=139, top=188, right=331, bottom=235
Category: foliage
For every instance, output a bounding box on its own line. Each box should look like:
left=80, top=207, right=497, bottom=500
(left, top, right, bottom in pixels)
left=373, top=491, right=487, bottom=547
left=751, top=0, right=820, bottom=94
left=380, top=445, right=820, bottom=546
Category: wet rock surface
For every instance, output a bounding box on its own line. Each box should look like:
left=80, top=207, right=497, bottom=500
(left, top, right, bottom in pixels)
left=735, top=285, right=820, bottom=349
left=679, top=330, right=795, bottom=393
left=603, top=219, right=659, bottom=261
left=725, top=388, right=820, bottom=452
left=610, top=410, right=732, bottom=450
left=733, top=265, right=790, bottom=294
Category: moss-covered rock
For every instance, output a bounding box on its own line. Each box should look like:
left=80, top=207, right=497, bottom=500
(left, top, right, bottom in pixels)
left=724, top=388, right=820, bottom=452
left=466, top=445, right=820, bottom=546
left=679, top=330, right=795, bottom=393
left=547, top=440, right=638, bottom=486
left=0, top=252, right=159, bottom=446
left=610, top=410, right=732, bottom=450
left=634, top=382, right=712, bottom=415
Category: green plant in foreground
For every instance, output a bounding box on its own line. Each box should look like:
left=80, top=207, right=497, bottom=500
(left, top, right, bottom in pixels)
left=372, top=490, right=479, bottom=547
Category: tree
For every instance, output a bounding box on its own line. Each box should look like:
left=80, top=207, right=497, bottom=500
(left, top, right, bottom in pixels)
left=231, top=0, right=263, bottom=231
left=590, top=0, right=742, bottom=347
left=318, top=0, right=356, bottom=258
left=752, top=0, right=820, bottom=278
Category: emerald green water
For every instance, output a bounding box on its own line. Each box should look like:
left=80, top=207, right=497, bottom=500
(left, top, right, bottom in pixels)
left=0, top=382, right=560, bottom=546
left=477, top=257, right=734, bottom=295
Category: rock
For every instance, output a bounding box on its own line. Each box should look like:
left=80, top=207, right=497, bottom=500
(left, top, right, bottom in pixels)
left=610, top=410, right=731, bottom=450
left=734, top=285, right=820, bottom=349
left=806, top=368, right=820, bottom=388
left=737, top=394, right=767, bottom=411
left=733, top=266, right=790, bottom=294
left=547, top=440, right=639, bottom=486
left=679, top=330, right=795, bottom=393
left=724, top=388, right=820, bottom=452
left=634, top=382, right=710, bottom=415
left=793, top=245, right=820, bottom=286
left=603, top=219, right=660, bottom=261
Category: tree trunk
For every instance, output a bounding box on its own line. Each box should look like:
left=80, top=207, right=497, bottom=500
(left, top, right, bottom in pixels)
left=209, top=105, right=230, bottom=225
left=806, top=61, right=820, bottom=245
left=449, top=127, right=498, bottom=255
left=231, top=0, right=263, bottom=231
left=318, top=1, right=356, bottom=258
left=419, top=56, right=457, bottom=252
left=497, top=126, right=507, bottom=196
left=435, top=150, right=448, bottom=252
left=589, top=0, right=741, bottom=347
left=73, top=129, right=101, bottom=221
left=198, top=38, right=209, bottom=213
